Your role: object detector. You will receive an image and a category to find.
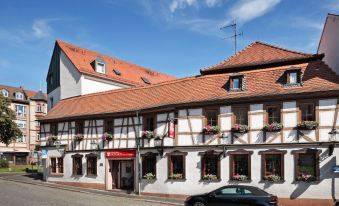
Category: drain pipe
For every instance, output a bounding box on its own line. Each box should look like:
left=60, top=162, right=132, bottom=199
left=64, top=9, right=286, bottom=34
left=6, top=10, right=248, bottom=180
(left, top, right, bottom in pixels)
left=136, top=110, right=141, bottom=196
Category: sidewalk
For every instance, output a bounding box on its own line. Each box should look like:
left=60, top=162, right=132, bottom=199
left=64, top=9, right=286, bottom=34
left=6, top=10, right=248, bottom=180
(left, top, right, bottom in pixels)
left=0, top=173, right=184, bottom=206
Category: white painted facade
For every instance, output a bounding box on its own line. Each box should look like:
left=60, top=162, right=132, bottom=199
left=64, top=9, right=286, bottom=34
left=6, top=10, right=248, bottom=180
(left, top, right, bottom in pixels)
left=318, top=14, right=339, bottom=74
left=40, top=98, right=339, bottom=201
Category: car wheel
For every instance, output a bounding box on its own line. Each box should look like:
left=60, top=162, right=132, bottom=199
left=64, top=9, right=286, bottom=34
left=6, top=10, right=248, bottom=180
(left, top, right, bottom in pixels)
left=193, top=202, right=206, bottom=206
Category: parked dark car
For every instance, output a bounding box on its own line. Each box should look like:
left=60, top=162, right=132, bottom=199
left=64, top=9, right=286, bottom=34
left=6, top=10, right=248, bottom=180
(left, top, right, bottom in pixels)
left=185, top=185, right=278, bottom=206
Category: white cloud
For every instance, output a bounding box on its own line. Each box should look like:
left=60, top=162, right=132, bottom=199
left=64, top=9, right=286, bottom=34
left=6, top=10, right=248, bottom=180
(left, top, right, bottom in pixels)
left=32, top=19, right=52, bottom=38
left=169, top=0, right=198, bottom=13
left=292, top=17, right=323, bottom=31
left=229, top=0, right=281, bottom=23
left=205, top=0, right=221, bottom=7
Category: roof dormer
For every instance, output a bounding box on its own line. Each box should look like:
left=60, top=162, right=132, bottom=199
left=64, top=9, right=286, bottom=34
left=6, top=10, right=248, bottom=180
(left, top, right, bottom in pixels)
left=92, top=56, right=106, bottom=74
left=15, top=91, right=24, bottom=100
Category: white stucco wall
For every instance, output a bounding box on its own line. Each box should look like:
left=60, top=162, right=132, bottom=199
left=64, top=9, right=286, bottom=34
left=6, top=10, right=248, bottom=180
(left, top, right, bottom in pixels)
left=318, top=14, right=339, bottom=74
left=81, top=75, right=129, bottom=95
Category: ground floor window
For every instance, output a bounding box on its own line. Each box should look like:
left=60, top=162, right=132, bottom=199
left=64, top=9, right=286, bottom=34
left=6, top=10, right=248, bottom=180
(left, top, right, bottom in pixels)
left=50, top=157, right=63, bottom=175
left=259, top=149, right=286, bottom=182
left=86, top=154, right=97, bottom=176
left=228, top=150, right=253, bottom=181
left=200, top=151, right=220, bottom=180
left=292, top=149, right=320, bottom=182
left=142, top=153, right=157, bottom=179
left=168, top=151, right=187, bottom=180
left=72, top=154, right=83, bottom=176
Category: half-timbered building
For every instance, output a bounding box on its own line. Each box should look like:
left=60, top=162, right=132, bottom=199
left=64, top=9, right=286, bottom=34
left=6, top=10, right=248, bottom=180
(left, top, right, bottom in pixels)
left=40, top=41, right=339, bottom=206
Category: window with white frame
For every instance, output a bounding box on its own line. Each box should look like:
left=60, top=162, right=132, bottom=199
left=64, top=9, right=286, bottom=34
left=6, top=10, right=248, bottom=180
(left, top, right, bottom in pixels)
left=36, top=104, right=43, bottom=113
left=1, top=89, right=8, bottom=97
left=96, top=62, right=105, bottom=74
left=17, top=120, right=26, bottom=129
left=15, top=105, right=26, bottom=117
left=16, top=135, right=26, bottom=143
left=15, top=92, right=24, bottom=100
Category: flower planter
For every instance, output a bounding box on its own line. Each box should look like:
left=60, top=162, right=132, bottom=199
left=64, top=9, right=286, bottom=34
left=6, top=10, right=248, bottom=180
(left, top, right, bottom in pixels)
left=231, top=124, right=249, bottom=133
left=263, top=175, right=283, bottom=182
left=143, top=173, right=156, bottom=180
left=202, top=174, right=218, bottom=181
left=169, top=173, right=183, bottom=180
left=202, top=125, right=219, bottom=135
left=74, top=134, right=84, bottom=141
left=296, top=174, right=317, bottom=182
left=142, top=131, right=154, bottom=139
left=102, top=132, right=113, bottom=141
left=231, top=174, right=249, bottom=181
left=263, top=123, right=283, bottom=132
left=297, top=121, right=318, bottom=130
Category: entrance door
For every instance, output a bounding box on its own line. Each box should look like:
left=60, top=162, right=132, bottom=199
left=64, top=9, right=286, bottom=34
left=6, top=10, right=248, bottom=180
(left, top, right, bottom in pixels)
left=120, top=161, right=134, bottom=190
left=111, top=161, right=119, bottom=189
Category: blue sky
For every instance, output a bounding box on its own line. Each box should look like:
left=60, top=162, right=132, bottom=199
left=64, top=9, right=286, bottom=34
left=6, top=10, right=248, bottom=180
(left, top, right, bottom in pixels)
left=0, top=0, right=338, bottom=92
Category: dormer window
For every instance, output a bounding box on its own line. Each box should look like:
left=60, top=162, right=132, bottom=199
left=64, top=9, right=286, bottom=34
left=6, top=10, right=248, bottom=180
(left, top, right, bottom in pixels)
left=15, top=92, right=24, bottom=100
left=1, top=89, right=8, bottom=97
left=229, top=75, right=244, bottom=91
left=285, top=67, right=302, bottom=86
left=96, top=62, right=105, bottom=74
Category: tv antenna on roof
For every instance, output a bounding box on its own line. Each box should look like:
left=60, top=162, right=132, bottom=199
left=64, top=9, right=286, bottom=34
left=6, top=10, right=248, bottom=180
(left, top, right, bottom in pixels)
left=220, top=19, right=243, bottom=54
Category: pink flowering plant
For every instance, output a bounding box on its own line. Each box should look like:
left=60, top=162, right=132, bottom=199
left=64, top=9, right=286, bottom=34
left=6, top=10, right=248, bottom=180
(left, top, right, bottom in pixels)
left=142, top=131, right=154, bottom=139
left=231, top=174, right=248, bottom=181
left=264, top=122, right=283, bottom=132
left=231, top=124, right=249, bottom=133
left=74, top=134, right=84, bottom=141
left=296, top=173, right=317, bottom=182
left=202, top=124, right=219, bottom=135
left=102, top=132, right=113, bottom=141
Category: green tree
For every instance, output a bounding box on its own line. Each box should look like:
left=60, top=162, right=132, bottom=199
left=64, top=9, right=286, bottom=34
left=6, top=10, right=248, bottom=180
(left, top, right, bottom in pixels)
left=0, top=94, right=22, bottom=145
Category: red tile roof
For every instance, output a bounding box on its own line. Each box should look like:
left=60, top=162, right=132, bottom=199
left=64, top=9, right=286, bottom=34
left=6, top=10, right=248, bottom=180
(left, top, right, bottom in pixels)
left=200, top=41, right=322, bottom=74
left=0, top=85, right=46, bottom=102
left=42, top=60, right=339, bottom=121
left=57, top=40, right=176, bottom=86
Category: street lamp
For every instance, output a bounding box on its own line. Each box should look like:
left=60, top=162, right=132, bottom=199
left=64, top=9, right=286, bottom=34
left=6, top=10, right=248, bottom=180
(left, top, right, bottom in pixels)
left=154, top=136, right=164, bottom=157
left=328, top=128, right=338, bottom=156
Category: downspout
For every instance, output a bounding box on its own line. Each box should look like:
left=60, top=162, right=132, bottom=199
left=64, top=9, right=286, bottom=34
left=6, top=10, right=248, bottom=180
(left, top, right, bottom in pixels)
left=136, top=110, right=141, bottom=196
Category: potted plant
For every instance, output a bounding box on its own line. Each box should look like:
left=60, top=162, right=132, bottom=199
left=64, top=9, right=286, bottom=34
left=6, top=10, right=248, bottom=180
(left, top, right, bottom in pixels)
left=202, top=125, right=219, bottom=135
left=142, top=131, right=154, bottom=139
left=143, top=172, right=156, bottom=180
left=202, top=174, right=218, bottom=181
left=74, top=134, right=84, bottom=141
left=102, top=132, right=113, bottom=141
left=296, top=173, right=317, bottom=182
left=231, top=174, right=248, bottom=181
left=48, top=136, right=58, bottom=142
left=231, top=124, right=249, bottom=133
left=298, top=121, right=318, bottom=130
left=169, top=173, right=183, bottom=179
left=263, top=174, right=283, bottom=182
left=264, top=122, right=283, bottom=132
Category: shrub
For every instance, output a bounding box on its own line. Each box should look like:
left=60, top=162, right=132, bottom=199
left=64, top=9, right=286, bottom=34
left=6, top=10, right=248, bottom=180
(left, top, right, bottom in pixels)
left=0, top=159, right=9, bottom=168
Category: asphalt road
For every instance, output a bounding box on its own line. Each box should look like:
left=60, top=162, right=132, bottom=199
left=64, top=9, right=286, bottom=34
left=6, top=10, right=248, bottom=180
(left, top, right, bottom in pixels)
left=0, top=179, right=171, bottom=206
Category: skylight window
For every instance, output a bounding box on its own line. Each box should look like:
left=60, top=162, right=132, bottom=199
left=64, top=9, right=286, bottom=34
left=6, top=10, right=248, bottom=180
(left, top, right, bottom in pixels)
left=141, top=77, right=151, bottom=84
left=113, top=69, right=121, bottom=76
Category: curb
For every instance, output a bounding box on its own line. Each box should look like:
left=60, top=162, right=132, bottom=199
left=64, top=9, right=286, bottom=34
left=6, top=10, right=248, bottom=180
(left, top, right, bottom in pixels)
left=0, top=176, right=184, bottom=206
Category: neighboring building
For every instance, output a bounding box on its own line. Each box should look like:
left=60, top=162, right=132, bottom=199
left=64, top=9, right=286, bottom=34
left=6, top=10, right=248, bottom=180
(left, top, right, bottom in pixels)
left=318, top=13, right=339, bottom=74
left=40, top=41, right=339, bottom=206
left=0, top=85, right=47, bottom=165
left=46, top=40, right=176, bottom=110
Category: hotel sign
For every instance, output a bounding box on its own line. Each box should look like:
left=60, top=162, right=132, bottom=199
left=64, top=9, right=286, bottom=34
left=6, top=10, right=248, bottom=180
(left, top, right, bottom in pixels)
left=106, top=150, right=136, bottom=159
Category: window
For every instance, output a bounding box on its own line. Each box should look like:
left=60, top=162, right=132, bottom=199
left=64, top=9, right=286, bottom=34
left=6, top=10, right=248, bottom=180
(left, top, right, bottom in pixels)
left=86, top=154, right=97, bottom=176
left=15, top=105, right=26, bottom=117
left=141, top=77, right=151, bottom=84
left=16, top=135, right=26, bottom=143
left=200, top=151, right=220, bottom=180
left=230, top=75, right=243, bottom=91
left=288, top=72, right=298, bottom=84
left=72, top=154, right=83, bottom=176
left=205, top=109, right=218, bottom=127
left=233, top=107, right=248, bottom=125
left=96, top=62, right=105, bottom=74
left=50, top=157, right=63, bottom=175
left=36, top=104, right=43, bottom=113
left=104, top=119, right=113, bottom=134
left=168, top=151, right=187, bottom=180
left=299, top=103, right=315, bottom=121
left=15, top=92, right=24, bottom=100
left=17, top=121, right=26, bottom=129
left=75, top=121, right=84, bottom=134
left=142, top=153, right=157, bottom=179
left=218, top=187, right=252, bottom=195
left=50, top=123, right=58, bottom=136
left=144, top=116, right=155, bottom=131
left=266, top=105, right=281, bottom=124
left=1, top=89, right=8, bottom=97
left=259, top=150, right=286, bottom=181
left=113, top=69, right=121, bottom=76
left=292, top=149, right=320, bottom=182
left=49, top=74, right=53, bottom=85
left=50, top=97, right=54, bottom=109
left=228, top=150, right=253, bottom=181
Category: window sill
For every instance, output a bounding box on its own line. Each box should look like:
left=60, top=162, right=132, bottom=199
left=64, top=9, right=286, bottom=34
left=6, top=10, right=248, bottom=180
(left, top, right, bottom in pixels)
left=229, top=89, right=244, bottom=92
left=283, top=83, right=301, bottom=88
left=49, top=173, right=64, bottom=177
left=259, top=180, right=285, bottom=184
left=293, top=180, right=319, bottom=184
left=229, top=179, right=252, bottom=183
left=71, top=174, right=83, bottom=177
left=142, top=178, right=157, bottom=181
left=85, top=174, right=98, bottom=178
left=199, top=179, right=221, bottom=183
left=166, top=178, right=186, bottom=182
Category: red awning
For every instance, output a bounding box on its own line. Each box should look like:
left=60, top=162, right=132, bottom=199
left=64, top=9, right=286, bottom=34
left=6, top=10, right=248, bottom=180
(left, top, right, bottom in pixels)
left=106, top=150, right=136, bottom=159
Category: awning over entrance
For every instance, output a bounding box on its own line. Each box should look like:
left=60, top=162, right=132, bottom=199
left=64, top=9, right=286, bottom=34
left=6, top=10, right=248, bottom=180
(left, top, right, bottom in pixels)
left=106, top=150, right=136, bottom=159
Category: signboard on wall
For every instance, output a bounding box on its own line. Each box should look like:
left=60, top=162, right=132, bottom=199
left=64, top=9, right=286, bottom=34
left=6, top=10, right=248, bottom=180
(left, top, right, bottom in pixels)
left=41, top=150, right=48, bottom=159
left=106, top=150, right=136, bottom=159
